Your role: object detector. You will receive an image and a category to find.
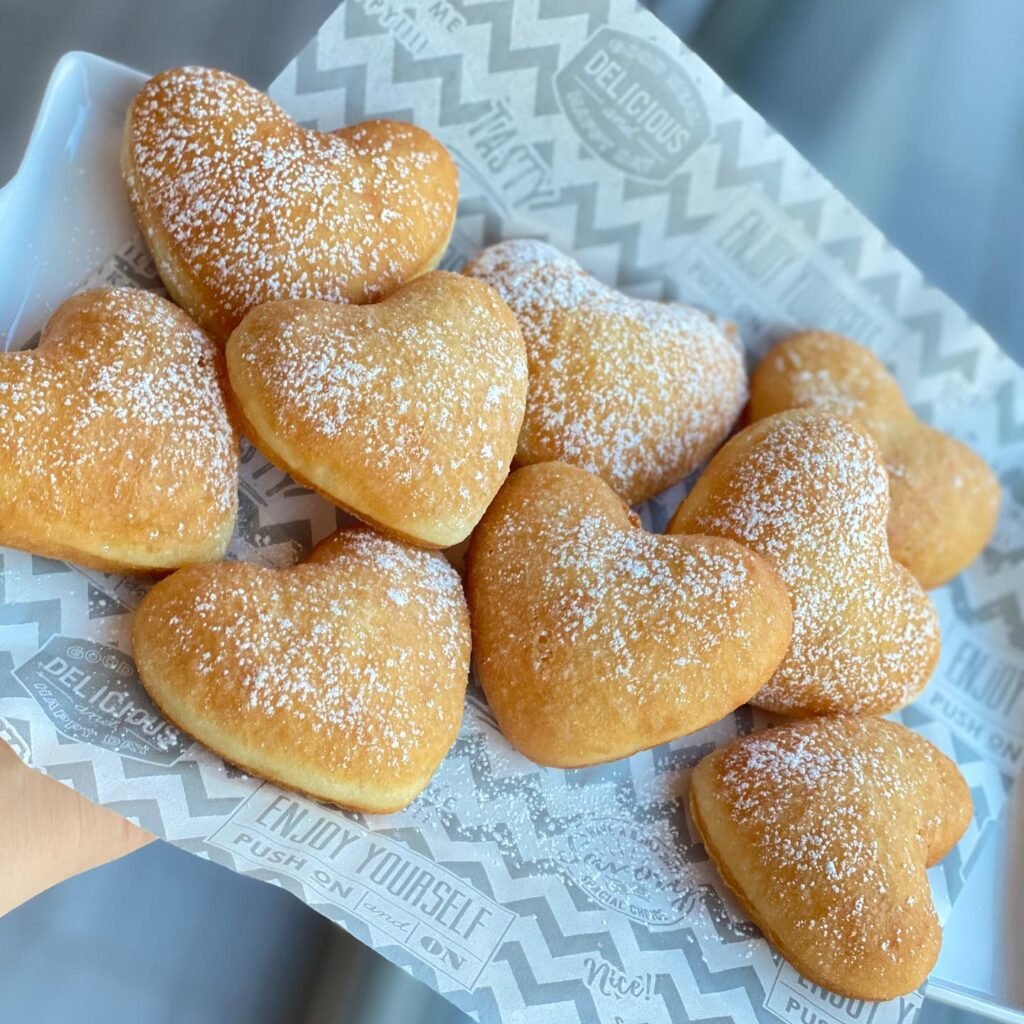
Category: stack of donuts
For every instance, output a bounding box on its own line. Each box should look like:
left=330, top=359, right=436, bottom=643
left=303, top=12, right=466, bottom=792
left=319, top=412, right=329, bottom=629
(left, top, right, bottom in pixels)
left=0, top=67, right=1000, bottom=1000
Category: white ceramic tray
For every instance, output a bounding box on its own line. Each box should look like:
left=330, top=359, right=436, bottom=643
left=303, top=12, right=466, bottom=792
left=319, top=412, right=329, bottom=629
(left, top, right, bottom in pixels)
left=1, top=51, right=1021, bottom=1023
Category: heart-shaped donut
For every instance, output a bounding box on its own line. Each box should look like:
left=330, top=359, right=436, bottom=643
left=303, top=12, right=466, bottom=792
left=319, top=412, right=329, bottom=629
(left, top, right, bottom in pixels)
left=750, top=330, right=1000, bottom=588
left=225, top=271, right=527, bottom=548
left=463, top=240, right=747, bottom=505
left=669, top=410, right=940, bottom=716
left=132, top=527, right=471, bottom=812
left=0, top=288, right=238, bottom=573
left=466, top=462, right=793, bottom=767
left=123, top=66, right=459, bottom=343
left=690, top=716, right=972, bottom=1000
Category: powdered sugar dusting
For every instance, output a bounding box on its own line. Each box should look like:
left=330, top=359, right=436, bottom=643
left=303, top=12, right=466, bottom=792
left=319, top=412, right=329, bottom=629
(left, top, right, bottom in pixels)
left=758, top=333, right=906, bottom=425
left=474, top=466, right=783, bottom=710
left=233, top=274, right=527, bottom=531
left=464, top=239, right=747, bottom=504
left=529, top=514, right=757, bottom=696
left=773, top=365, right=862, bottom=416
left=673, top=413, right=938, bottom=714
left=126, top=67, right=457, bottom=338
left=152, top=529, right=469, bottom=775
left=0, top=288, right=237, bottom=554
left=711, top=717, right=954, bottom=968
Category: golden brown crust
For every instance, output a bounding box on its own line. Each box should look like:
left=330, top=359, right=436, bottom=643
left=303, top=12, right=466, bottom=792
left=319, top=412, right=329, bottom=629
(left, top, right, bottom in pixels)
left=689, top=716, right=972, bottom=1000
left=463, top=240, right=747, bottom=504
left=669, top=410, right=940, bottom=716
left=225, top=272, right=528, bottom=549
left=123, top=66, right=459, bottom=344
left=132, top=527, right=471, bottom=813
left=0, top=288, right=239, bottom=573
left=466, top=462, right=793, bottom=767
left=750, top=330, right=1000, bottom=587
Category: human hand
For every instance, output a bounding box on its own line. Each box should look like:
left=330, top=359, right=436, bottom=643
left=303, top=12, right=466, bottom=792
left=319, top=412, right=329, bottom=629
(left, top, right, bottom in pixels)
left=0, top=739, right=152, bottom=916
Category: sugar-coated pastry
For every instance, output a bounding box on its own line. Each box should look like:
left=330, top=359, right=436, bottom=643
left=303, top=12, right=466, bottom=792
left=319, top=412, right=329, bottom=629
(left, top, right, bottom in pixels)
left=466, top=462, right=793, bottom=767
left=225, top=271, right=527, bottom=549
left=0, top=288, right=238, bottom=573
left=123, top=66, right=459, bottom=343
left=463, top=240, right=746, bottom=504
left=690, top=716, right=972, bottom=1000
left=751, top=330, right=1000, bottom=588
left=132, top=527, right=471, bottom=812
left=669, top=411, right=939, bottom=716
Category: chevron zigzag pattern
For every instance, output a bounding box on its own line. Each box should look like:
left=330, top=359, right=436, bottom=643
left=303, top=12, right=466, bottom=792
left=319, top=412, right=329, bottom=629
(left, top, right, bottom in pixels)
left=0, top=1, right=1020, bottom=1022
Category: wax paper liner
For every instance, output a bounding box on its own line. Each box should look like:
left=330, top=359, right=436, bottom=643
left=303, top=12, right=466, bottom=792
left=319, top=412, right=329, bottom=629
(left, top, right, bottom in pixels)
left=2, top=2, right=1023, bottom=1022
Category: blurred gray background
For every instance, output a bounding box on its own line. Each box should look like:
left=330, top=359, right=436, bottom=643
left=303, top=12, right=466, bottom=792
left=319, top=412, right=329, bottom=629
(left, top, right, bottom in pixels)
left=1, top=0, right=1021, bottom=1021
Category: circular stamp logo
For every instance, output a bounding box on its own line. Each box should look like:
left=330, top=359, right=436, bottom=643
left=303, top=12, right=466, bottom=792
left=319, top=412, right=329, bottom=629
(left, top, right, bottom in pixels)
left=14, top=636, right=189, bottom=766
left=555, top=27, right=711, bottom=183
left=564, top=816, right=698, bottom=926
